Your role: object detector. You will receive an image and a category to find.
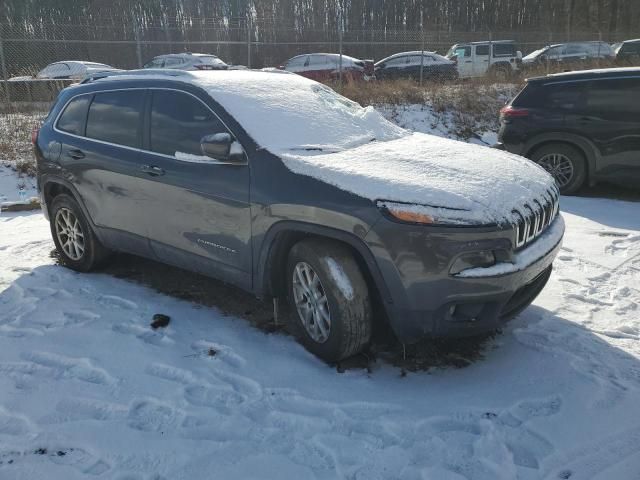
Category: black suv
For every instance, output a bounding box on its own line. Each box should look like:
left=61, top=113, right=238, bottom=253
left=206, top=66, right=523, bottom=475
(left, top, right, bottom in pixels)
left=497, top=67, right=640, bottom=194
left=35, top=69, right=563, bottom=362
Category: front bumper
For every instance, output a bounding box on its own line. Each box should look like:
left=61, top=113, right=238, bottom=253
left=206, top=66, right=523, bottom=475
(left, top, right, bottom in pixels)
left=367, top=216, right=564, bottom=342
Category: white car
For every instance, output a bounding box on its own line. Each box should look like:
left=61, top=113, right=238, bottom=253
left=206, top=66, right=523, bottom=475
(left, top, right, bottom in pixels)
left=143, top=53, right=229, bottom=71
left=445, top=41, right=522, bottom=79
left=35, top=61, right=118, bottom=80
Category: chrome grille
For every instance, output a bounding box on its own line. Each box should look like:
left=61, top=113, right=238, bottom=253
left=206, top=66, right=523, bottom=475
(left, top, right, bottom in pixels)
left=512, top=185, right=559, bottom=250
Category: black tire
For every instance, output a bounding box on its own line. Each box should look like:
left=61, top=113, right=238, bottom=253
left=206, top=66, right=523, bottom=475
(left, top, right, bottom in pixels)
left=286, top=239, right=372, bottom=363
left=530, top=143, right=587, bottom=195
left=49, top=194, right=110, bottom=272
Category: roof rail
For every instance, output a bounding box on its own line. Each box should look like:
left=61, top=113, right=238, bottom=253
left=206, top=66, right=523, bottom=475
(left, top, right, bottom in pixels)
left=81, top=68, right=195, bottom=84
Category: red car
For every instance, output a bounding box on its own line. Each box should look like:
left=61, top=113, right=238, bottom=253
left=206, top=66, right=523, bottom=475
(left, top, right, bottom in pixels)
left=279, top=53, right=373, bottom=81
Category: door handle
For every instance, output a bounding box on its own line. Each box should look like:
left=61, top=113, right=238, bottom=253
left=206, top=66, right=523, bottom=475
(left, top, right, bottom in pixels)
left=140, top=165, right=165, bottom=176
left=67, top=149, right=85, bottom=160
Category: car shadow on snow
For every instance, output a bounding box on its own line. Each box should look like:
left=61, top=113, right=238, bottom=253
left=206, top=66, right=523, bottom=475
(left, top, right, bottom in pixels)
left=46, top=249, right=494, bottom=372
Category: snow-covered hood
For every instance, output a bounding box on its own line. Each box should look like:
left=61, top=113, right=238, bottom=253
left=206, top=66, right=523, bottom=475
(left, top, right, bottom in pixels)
left=280, top=133, right=556, bottom=226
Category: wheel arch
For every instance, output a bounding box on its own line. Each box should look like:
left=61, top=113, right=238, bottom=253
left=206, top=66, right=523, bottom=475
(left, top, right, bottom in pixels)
left=41, top=176, right=104, bottom=240
left=255, top=221, right=393, bottom=311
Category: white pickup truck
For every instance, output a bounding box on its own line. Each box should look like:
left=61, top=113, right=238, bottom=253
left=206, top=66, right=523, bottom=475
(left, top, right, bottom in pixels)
left=445, top=40, right=523, bottom=80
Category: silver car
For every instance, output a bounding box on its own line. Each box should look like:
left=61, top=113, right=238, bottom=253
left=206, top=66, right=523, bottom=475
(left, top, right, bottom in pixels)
left=143, top=53, right=228, bottom=71
left=35, top=61, right=118, bottom=80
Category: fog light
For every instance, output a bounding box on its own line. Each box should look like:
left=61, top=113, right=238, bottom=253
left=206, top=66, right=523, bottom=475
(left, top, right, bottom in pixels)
left=450, top=250, right=496, bottom=275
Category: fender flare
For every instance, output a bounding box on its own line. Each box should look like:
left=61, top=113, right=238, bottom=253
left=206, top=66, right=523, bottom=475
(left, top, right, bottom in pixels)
left=40, top=175, right=106, bottom=243
left=255, top=220, right=393, bottom=304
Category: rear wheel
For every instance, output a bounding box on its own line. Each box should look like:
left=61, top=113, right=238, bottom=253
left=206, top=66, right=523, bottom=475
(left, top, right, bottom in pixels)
left=530, top=143, right=587, bottom=195
left=50, top=194, right=110, bottom=272
left=286, top=239, right=372, bottom=362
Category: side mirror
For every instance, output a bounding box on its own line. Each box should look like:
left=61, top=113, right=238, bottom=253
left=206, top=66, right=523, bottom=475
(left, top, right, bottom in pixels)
left=516, top=50, right=523, bottom=60
left=200, top=133, right=245, bottom=163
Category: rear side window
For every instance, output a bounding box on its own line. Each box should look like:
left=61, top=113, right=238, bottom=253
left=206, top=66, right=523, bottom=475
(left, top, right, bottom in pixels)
left=86, top=90, right=144, bottom=148
left=586, top=78, right=640, bottom=121
left=475, top=45, right=489, bottom=56
left=57, top=95, right=91, bottom=135
left=150, top=90, right=228, bottom=157
left=513, top=82, right=586, bottom=111
left=493, top=43, right=515, bottom=57
left=541, top=83, right=587, bottom=111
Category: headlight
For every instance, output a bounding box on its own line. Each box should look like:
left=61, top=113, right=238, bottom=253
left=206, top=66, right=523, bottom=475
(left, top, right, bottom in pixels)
left=377, top=200, right=473, bottom=226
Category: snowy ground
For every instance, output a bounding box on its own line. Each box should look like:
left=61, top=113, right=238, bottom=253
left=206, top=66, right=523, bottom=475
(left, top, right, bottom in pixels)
left=1, top=194, right=640, bottom=479
left=1, top=93, right=640, bottom=477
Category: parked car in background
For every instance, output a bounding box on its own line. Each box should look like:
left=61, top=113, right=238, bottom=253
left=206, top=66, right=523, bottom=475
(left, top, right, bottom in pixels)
left=496, top=67, right=640, bottom=194
left=35, top=69, right=562, bottom=362
left=34, top=61, right=118, bottom=80
left=279, top=53, right=373, bottom=81
left=143, top=53, right=228, bottom=71
left=445, top=41, right=522, bottom=79
left=374, top=51, right=457, bottom=81
left=521, top=42, right=614, bottom=69
left=613, top=39, right=640, bottom=65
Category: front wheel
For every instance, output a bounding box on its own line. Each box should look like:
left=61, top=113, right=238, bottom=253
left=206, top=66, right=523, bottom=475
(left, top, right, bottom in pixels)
left=530, top=143, right=587, bottom=195
left=49, top=194, right=110, bottom=272
left=287, top=239, right=372, bottom=362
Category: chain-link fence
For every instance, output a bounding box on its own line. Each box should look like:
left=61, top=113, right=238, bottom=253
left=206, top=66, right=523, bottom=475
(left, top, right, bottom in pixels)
left=0, top=19, right=635, bottom=101
left=0, top=18, right=637, bottom=169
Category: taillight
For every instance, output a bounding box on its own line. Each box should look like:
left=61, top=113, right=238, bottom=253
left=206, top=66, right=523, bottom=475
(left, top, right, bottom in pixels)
left=31, top=127, right=39, bottom=145
left=500, top=105, right=529, bottom=118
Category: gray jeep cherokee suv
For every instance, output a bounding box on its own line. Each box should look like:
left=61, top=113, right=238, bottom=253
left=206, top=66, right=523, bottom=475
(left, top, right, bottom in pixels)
left=35, top=69, right=564, bottom=362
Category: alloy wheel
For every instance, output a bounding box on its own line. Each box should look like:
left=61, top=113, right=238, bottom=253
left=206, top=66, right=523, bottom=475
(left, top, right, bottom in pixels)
left=537, top=153, right=575, bottom=188
left=292, top=261, right=331, bottom=343
left=55, top=207, right=85, bottom=261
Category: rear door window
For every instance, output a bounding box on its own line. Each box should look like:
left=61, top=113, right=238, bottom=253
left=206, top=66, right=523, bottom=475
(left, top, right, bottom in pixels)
left=475, top=45, right=490, bottom=56
left=541, top=82, right=587, bottom=111
left=586, top=78, right=640, bottom=121
left=57, top=95, right=91, bottom=136
left=86, top=90, right=144, bottom=148
left=149, top=90, right=229, bottom=157
left=493, top=43, right=515, bottom=57
left=385, top=56, right=408, bottom=66
left=285, top=56, right=306, bottom=69
left=515, top=82, right=587, bottom=111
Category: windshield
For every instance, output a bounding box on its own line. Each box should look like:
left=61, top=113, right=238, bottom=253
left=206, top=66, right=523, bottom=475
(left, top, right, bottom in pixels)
left=523, top=48, right=547, bottom=60
left=198, top=71, right=406, bottom=152
left=445, top=45, right=458, bottom=58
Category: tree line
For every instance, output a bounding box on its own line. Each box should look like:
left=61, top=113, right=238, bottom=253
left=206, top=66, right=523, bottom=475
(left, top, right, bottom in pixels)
left=1, top=0, right=637, bottom=72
